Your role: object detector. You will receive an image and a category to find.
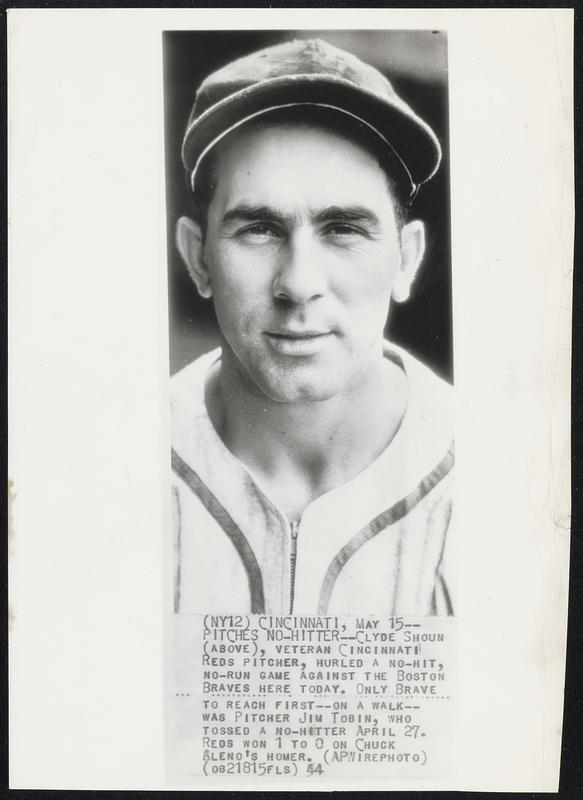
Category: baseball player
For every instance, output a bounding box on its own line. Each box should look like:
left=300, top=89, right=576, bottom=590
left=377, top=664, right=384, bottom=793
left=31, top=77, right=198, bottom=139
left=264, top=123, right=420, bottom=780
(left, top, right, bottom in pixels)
left=170, top=38, right=454, bottom=615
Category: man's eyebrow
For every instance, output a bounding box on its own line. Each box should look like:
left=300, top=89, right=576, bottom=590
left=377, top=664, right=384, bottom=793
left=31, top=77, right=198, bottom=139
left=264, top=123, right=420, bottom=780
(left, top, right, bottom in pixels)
left=221, top=204, right=288, bottom=226
left=220, top=203, right=381, bottom=228
left=312, top=205, right=381, bottom=227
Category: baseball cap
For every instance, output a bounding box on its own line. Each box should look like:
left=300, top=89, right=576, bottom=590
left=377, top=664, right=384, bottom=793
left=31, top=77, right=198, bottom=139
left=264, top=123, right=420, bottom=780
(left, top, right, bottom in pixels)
left=182, top=38, right=442, bottom=200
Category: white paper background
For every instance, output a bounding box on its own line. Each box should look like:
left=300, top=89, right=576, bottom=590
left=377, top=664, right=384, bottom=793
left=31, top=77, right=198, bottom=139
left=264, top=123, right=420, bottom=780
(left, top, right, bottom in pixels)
left=8, top=8, right=573, bottom=791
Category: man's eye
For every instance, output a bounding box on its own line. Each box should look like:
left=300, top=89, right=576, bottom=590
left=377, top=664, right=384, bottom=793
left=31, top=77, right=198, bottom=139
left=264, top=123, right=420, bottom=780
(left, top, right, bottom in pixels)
left=324, top=224, right=367, bottom=239
left=238, top=224, right=281, bottom=241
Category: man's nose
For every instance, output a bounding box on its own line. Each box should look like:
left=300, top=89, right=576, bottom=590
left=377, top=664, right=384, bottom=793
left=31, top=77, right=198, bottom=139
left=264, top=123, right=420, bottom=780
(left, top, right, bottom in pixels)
left=272, top=231, right=327, bottom=304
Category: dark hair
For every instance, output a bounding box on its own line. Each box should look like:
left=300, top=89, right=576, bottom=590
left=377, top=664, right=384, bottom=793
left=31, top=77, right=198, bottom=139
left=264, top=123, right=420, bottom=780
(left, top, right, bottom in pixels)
left=190, top=148, right=218, bottom=237
left=189, top=106, right=410, bottom=235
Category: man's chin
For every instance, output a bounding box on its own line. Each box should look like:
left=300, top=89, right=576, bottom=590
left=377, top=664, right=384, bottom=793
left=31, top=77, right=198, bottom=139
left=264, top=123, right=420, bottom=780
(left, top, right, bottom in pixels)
left=223, top=345, right=355, bottom=403
left=251, top=374, right=342, bottom=405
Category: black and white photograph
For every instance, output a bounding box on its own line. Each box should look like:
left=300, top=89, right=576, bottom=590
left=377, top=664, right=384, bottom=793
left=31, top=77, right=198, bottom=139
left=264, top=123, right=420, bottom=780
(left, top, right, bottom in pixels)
left=7, top=8, right=573, bottom=793
left=165, top=30, right=454, bottom=617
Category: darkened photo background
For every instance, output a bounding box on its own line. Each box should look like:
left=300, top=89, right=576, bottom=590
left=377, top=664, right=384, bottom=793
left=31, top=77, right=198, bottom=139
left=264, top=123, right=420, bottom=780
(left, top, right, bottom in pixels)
left=163, top=30, right=452, bottom=381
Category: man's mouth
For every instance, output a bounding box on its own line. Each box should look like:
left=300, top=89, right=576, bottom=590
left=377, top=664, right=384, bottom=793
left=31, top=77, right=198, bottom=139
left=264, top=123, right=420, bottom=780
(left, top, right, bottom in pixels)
left=264, top=330, right=334, bottom=355
left=267, top=330, right=330, bottom=339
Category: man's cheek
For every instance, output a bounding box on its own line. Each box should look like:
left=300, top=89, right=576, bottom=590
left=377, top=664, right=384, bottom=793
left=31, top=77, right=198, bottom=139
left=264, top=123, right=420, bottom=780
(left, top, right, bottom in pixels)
left=213, top=281, right=250, bottom=320
left=345, top=283, right=392, bottom=318
left=215, top=303, right=256, bottom=345
left=215, top=265, right=263, bottom=300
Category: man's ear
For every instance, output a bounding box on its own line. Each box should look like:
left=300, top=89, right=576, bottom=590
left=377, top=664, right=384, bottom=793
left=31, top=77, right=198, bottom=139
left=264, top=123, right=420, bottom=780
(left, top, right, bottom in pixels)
left=175, top=216, right=213, bottom=298
left=392, top=220, right=426, bottom=303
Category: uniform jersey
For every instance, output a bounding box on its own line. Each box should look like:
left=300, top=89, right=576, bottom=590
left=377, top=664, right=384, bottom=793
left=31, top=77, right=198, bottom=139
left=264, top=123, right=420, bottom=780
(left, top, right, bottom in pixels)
left=170, top=341, right=454, bottom=616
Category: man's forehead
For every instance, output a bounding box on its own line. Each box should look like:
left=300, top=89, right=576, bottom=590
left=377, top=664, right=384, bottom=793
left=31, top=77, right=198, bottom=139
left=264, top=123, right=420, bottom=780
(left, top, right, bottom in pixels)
left=218, top=116, right=383, bottom=161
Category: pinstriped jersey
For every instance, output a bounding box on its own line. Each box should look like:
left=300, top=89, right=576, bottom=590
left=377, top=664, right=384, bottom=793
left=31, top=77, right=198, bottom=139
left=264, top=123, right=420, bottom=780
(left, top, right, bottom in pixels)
left=170, top=342, right=454, bottom=616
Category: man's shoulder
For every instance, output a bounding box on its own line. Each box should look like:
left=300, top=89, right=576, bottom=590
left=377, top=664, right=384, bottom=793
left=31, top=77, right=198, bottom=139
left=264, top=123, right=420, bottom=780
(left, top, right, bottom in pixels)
left=384, top=340, right=454, bottom=466
left=171, top=348, right=220, bottom=404
left=170, top=348, right=222, bottom=451
left=384, top=340, right=452, bottom=404
left=402, top=347, right=452, bottom=419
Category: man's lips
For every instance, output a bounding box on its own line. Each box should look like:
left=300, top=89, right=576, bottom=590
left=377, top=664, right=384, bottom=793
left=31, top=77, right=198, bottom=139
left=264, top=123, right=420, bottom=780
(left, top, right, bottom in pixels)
left=265, top=330, right=331, bottom=339
left=263, top=329, right=334, bottom=355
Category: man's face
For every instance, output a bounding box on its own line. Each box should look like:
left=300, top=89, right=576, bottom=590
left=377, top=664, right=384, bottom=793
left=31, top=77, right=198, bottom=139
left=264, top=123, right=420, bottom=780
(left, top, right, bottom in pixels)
left=195, top=121, right=420, bottom=403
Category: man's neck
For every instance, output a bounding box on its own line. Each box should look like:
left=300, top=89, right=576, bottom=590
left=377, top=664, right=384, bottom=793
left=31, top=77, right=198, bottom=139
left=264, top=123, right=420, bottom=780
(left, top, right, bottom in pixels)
left=206, top=345, right=408, bottom=520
